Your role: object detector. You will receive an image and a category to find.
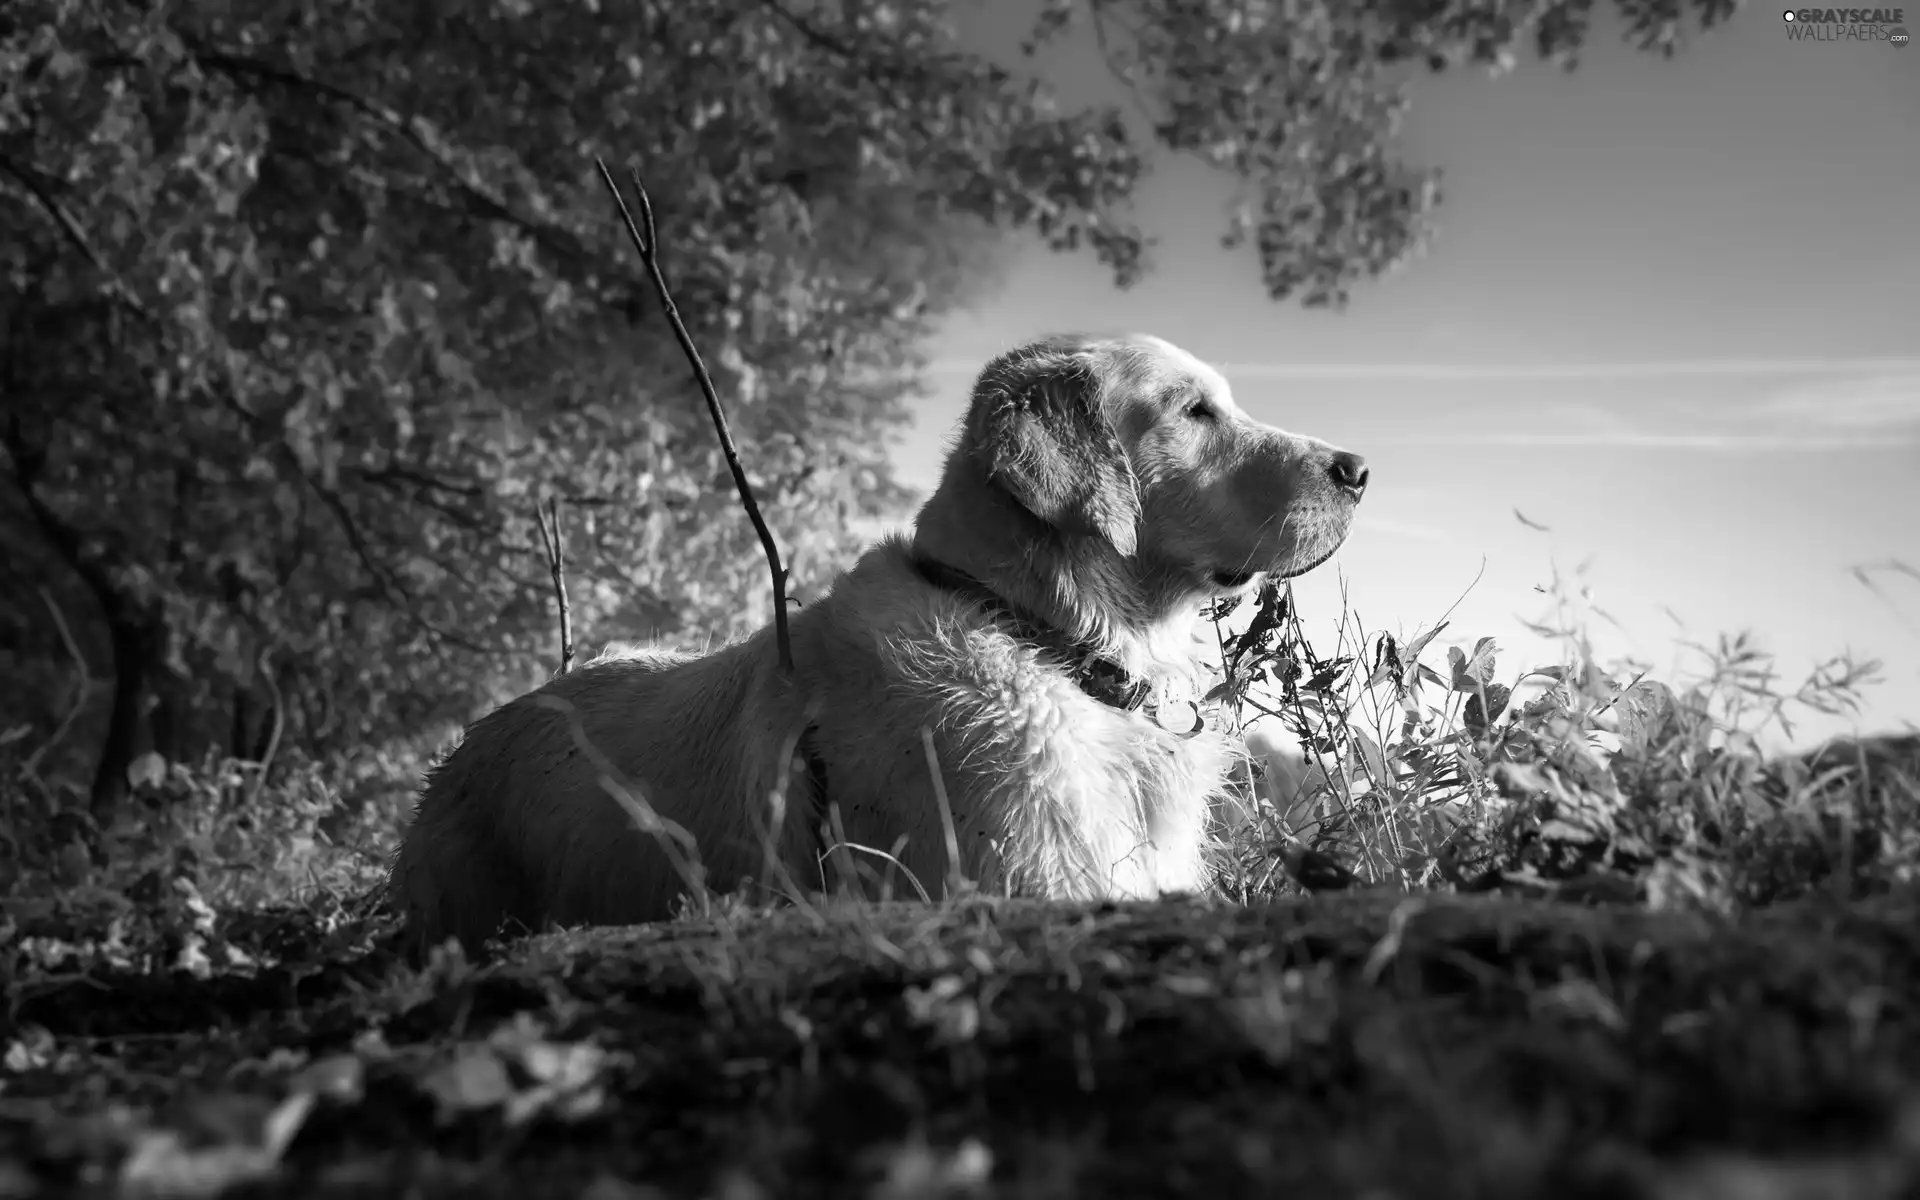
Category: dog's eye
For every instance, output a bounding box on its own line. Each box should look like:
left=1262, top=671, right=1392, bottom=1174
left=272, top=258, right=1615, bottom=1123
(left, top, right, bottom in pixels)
left=1185, top=399, right=1218, bottom=423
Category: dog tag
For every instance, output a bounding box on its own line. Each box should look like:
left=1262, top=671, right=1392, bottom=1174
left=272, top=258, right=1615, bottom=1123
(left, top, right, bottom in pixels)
left=1152, top=698, right=1205, bottom=737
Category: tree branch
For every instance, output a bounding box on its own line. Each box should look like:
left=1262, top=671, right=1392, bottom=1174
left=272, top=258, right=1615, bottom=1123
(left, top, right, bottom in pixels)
left=300, top=471, right=492, bottom=655
left=0, top=151, right=152, bottom=320
left=533, top=497, right=574, bottom=676
left=596, top=159, right=795, bottom=675
left=1, top=410, right=121, bottom=623
left=172, top=46, right=593, bottom=269
left=350, top=468, right=491, bottom=533
left=349, top=463, right=484, bottom=497
left=247, top=647, right=285, bottom=806
left=22, top=584, right=96, bottom=780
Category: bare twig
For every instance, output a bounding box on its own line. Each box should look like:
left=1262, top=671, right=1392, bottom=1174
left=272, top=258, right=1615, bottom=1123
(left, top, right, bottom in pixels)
left=301, top=470, right=490, bottom=654
left=594, top=158, right=795, bottom=675
left=350, top=463, right=485, bottom=497
left=23, top=585, right=94, bottom=779
left=533, top=496, right=574, bottom=676
left=0, top=152, right=151, bottom=320
left=246, top=648, right=285, bottom=807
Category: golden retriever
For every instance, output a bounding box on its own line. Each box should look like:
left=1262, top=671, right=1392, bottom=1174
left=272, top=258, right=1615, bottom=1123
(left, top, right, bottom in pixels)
left=389, top=333, right=1369, bottom=956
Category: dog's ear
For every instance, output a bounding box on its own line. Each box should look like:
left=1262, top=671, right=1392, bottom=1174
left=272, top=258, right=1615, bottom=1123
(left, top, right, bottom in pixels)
left=970, top=343, right=1142, bottom=556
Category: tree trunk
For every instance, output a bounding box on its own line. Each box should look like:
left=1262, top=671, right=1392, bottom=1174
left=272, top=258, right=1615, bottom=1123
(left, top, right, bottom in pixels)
left=147, top=668, right=187, bottom=764
left=2, top=444, right=162, bottom=829
left=231, top=682, right=255, bottom=760
left=91, top=609, right=157, bottom=822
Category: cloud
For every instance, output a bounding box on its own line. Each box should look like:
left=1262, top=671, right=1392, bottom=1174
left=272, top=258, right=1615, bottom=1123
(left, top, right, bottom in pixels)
left=1212, top=357, right=1920, bottom=382
left=1743, top=373, right=1920, bottom=434
left=920, top=353, right=1920, bottom=455
left=1384, top=430, right=1918, bottom=452
left=1353, top=365, right=1920, bottom=453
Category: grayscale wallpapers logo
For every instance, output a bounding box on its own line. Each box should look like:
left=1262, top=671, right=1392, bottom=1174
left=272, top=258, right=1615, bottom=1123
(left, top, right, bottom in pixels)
left=1783, top=8, right=1911, bottom=45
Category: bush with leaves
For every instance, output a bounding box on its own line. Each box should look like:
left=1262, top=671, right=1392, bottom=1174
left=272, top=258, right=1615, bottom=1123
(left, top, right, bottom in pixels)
left=1208, top=562, right=1917, bottom=911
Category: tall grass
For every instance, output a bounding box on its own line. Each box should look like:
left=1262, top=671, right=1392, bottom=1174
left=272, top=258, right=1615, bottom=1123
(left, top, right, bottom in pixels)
left=1206, top=563, right=1917, bottom=911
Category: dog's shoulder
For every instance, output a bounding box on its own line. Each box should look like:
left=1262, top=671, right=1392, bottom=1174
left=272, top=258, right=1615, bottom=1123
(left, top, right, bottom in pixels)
left=821, top=534, right=940, bottom=624
left=800, top=535, right=974, bottom=663
left=809, top=536, right=1045, bottom=684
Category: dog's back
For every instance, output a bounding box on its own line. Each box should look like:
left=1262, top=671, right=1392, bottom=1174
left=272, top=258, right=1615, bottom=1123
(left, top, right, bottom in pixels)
left=387, top=635, right=817, bottom=956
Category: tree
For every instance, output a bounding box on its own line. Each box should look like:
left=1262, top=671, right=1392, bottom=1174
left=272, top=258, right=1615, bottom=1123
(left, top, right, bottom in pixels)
left=0, top=0, right=1737, bottom=823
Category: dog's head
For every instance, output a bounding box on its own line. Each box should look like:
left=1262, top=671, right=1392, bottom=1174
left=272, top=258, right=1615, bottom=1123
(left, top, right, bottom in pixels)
left=966, top=333, right=1367, bottom=594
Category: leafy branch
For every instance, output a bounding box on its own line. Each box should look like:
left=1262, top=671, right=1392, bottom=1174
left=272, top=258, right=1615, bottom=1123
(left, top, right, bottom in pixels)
left=300, top=470, right=491, bottom=656
left=182, top=48, right=589, bottom=262
left=595, top=159, right=795, bottom=674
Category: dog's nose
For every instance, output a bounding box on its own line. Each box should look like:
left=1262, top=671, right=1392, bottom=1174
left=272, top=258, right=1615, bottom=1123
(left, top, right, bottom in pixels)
left=1329, top=451, right=1369, bottom=498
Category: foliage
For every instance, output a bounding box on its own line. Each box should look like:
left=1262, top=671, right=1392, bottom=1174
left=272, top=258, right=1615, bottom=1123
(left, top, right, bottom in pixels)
left=0, top=743, right=397, bottom=937
left=1046, top=0, right=1741, bottom=304
left=3, top=0, right=1742, bottom=822
left=0, top=0, right=1007, bottom=813
left=1207, top=559, right=1917, bottom=912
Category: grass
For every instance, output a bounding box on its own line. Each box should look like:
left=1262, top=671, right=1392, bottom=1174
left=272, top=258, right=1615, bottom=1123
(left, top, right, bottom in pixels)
left=1205, top=568, right=1917, bottom=912
left=1, top=565, right=1917, bottom=1198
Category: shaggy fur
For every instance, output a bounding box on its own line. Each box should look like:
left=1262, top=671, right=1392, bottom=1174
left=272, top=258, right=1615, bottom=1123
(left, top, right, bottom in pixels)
left=389, top=333, right=1369, bottom=956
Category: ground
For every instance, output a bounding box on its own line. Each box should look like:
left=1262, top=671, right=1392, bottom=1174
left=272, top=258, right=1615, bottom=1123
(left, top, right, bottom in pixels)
left=5, top=886, right=1919, bottom=1199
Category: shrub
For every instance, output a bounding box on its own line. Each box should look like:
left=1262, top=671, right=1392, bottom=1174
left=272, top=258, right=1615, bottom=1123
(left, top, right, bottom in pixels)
left=1207, top=567, right=1916, bottom=911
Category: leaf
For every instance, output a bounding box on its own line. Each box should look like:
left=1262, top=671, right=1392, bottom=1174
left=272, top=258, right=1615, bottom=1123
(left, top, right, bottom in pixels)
left=290, top=1054, right=366, bottom=1103
left=126, top=751, right=168, bottom=790
left=1351, top=728, right=1390, bottom=784
left=1463, top=683, right=1512, bottom=735
left=117, top=1091, right=314, bottom=1199
left=1491, top=761, right=1550, bottom=798
left=1521, top=685, right=1570, bottom=722
left=1364, top=632, right=1401, bottom=688
left=420, top=1048, right=515, bottom=1118
left=1303, top=663, right=1347, bottom=692
left=1612, top=679, right=1679, bottom=755
left=1448, top=637, right=1499, bottom=692
left=1398, top=621, right=1449, bottom=689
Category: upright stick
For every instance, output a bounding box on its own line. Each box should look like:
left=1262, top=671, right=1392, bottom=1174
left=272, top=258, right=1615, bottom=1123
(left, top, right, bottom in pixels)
left=594, top=158, right=795, bottom=674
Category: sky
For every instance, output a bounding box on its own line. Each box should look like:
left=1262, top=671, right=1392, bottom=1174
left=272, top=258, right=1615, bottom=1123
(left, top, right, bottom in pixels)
left=884, top=1, right=1920, bottom=749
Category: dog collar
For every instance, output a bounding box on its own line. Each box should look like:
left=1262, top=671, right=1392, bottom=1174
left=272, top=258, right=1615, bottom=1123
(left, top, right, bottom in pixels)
left=910, top=555, right=1153, bottom=713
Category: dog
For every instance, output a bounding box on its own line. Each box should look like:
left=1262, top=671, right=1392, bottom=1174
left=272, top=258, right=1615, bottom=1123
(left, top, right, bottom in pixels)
left=388, top=333, right=1369, bottom=956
